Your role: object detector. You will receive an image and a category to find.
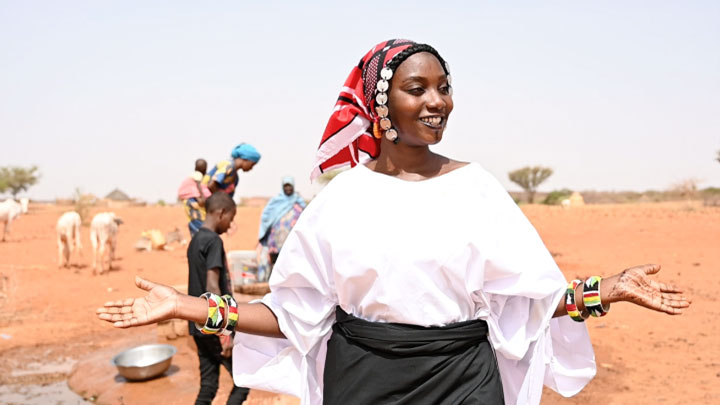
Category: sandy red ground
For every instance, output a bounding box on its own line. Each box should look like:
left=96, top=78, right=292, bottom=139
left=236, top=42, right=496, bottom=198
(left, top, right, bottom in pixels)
left=0, top=202, right=718, bottom=404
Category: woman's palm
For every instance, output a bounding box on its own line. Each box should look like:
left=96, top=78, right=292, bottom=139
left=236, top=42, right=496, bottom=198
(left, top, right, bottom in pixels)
left=97, top=277, right=178, bottom=328
left=607, top=264, right=690, bottom=315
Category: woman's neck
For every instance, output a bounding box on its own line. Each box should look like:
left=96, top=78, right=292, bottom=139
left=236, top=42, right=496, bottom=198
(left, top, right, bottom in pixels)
left=368, top=142, right=447, bottom=179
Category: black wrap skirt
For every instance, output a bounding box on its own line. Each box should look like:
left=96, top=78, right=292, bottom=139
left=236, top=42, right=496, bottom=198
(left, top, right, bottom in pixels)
left=323, top=307, right=505, bottom=405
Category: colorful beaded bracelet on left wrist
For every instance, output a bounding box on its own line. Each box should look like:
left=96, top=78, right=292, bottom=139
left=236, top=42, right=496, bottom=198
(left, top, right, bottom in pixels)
left=195, top=292, right=226, bottom=335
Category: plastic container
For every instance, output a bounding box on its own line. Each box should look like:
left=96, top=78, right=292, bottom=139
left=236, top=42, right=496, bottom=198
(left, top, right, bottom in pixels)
left=227, top=250, right=258, bottom=287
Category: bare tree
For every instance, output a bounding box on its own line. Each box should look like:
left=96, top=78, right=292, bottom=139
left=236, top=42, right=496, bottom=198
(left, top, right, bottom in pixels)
left=670, top=178, right=700, bottom=199
left=508, top=166, right=553, bottom=203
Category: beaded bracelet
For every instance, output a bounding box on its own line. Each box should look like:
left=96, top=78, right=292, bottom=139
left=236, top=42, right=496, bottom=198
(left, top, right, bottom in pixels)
left=195, top=292, right=226, bottom=335
left=220, top=294, right=238, bottom=336
left=583, top=276, right=610, bottom=317
left=565, top=279, right=586, bottom=322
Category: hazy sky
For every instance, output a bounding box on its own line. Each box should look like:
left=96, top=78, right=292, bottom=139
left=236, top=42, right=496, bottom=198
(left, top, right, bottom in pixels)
left=2, top=1, right=718, bottom=202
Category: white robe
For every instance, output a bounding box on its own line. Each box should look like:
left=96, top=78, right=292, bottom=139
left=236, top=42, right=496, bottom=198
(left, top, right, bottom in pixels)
left=233, top=163, right=596, bottom=405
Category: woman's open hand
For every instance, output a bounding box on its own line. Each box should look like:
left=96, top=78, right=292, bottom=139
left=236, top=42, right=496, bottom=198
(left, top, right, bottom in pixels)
left=604, top=264, right=691, bottom=315
left=96, top=276, right=179, bottom=328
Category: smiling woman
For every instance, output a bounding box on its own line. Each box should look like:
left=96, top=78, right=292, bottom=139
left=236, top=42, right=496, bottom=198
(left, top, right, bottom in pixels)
left=97, top=39, right=691, bottom=405
left=386, top=48, right=453, bottom=144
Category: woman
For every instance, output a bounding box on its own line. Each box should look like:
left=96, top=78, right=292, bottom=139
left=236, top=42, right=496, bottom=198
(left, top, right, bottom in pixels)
left=178, top=158, right=211, bottom=236
left=256, top=176, right=306, bottom=281
left=97, top=40, right=690, bottom=405
left=203, top=143, right=261, bottom=198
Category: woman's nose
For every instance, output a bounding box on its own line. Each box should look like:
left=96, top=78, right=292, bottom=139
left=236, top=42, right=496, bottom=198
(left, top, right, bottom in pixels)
left=425, top=89, right=446, bottom=111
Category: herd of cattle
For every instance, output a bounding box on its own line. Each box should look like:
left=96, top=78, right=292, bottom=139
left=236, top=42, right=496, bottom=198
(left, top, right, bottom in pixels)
left=0, top=199, right=123, bottom=274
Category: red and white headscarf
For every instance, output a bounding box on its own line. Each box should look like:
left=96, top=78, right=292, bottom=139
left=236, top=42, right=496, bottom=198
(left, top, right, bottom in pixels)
left=311, top=39, right=419, bottom=180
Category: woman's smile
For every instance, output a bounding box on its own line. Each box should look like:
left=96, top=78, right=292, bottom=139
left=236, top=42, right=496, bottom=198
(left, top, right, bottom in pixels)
left=419, top=115, right=444, bottom=129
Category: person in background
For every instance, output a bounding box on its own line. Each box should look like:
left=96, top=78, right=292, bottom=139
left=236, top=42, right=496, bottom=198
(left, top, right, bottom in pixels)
left=203, top=144, right=261, bottom=198
left=256, top=176, right=306, bottom=281
left=178, top=159, right=211, bottom=237
left=186, top=192, right=248, bottom=405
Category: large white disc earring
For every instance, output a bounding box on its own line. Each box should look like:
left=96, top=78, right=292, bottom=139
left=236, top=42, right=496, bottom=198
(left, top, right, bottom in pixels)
left=385, top=129, right=398, bottom=143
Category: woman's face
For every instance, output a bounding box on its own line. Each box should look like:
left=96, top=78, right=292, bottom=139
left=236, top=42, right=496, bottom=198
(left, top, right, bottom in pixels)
left=387, top=52, right=453, bottom=146
left=235, top=159, right=257, bottom=172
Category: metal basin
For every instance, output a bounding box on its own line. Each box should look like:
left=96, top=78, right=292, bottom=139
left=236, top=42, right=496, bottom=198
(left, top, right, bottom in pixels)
left=111, top=344, right=177, bottom=381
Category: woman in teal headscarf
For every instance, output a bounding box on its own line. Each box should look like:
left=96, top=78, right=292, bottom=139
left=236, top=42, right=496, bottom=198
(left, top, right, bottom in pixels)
left=256, top=176, right=306, bottom=281
left=203, top=143, right=261, bottom=197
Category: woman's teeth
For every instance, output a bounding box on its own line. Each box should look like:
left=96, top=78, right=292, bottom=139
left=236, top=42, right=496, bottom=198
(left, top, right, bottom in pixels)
left=420, top=117, right=443, bottom=127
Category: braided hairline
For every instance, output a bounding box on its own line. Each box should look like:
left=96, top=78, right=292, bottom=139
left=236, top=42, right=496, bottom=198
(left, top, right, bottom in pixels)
left=384, top=43, right=449, bottom=78
left=365, top=43, right=450, bottom=121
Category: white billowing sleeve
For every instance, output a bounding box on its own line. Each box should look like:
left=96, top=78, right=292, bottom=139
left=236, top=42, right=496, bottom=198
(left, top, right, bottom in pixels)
left=232, top=187, right=338, bottom=405
left=467, top=173, right=596, bottom=405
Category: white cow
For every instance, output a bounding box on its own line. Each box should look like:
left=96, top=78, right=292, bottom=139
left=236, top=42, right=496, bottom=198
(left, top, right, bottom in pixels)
left=90, top=212, right=123, bottom=274
left=0, top=199, right=24, bottom=242
left=56, top=211, right=83, bottom=268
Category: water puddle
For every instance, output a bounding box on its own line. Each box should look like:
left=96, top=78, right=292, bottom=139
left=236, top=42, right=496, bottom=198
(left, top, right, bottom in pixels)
left=10, top=358, right=77, bottom=377
left=0, top=381, right=90, bottom=404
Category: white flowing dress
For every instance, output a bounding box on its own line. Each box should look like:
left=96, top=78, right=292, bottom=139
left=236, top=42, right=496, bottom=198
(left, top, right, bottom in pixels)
left=233, top=163, right=596, bottom=405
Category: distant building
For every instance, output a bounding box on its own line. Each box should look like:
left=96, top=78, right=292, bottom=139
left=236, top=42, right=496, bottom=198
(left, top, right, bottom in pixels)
left=105, top=189, right=131, bottom=201
left=569, top=191, right=585, bottom=206
left=103, top=188, right=145, bottom=208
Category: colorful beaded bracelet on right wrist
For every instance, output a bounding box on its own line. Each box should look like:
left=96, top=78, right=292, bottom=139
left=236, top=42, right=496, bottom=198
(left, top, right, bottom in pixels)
left=583, top=276, right=610, bottom=317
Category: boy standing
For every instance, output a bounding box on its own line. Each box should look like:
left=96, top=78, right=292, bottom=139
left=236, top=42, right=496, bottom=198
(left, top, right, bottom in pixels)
left=187, top=192, right=248, bottom=404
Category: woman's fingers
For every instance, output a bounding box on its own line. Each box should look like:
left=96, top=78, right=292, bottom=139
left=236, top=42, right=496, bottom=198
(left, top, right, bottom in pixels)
left=97, top=313, right=114, bottom=321
left=641, top=291, right=691, bottom=315
left=643, top=273, right=683, bottom=292
left=113, top=319, right=135, bottom=328
left=658, top=282, right=683, bottom=293
left=100, top=306, right=133, bottom=315
left=640, top=263, right=661, bottom=275
left=100, top=298, right=135, bottom=308
left=660, top=305, right=685, bottom=315
left=110, top=315, right=143, bottom=328
left=97, top=312, right=138, bottom=326
left=660, top=291, right=689, bottom=301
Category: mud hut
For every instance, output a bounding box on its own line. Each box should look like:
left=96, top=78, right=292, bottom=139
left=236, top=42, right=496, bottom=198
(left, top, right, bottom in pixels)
left=569, top=191, right=585, bottom=206
left=104, top=188, right=135, bottom=208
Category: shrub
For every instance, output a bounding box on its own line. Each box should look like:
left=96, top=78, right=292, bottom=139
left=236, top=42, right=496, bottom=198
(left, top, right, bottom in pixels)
left=73, top=188, right=94, bottom=226
left=542, top=189, right=573, bottom=205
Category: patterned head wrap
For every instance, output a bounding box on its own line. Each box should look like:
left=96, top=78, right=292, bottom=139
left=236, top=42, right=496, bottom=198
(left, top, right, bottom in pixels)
left=311, top=39, right=450, bottom=180
left=231, top=143, right=261, bottom=163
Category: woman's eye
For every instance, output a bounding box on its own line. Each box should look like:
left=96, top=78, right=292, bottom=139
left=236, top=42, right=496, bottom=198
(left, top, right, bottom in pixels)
left=407, top=87, right=424, bottom=95
left=440, top=85, right=451, bottom=95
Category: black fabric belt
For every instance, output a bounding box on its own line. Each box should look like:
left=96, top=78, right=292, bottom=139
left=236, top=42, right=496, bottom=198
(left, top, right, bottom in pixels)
left=323, top=306, right=505, bottom=405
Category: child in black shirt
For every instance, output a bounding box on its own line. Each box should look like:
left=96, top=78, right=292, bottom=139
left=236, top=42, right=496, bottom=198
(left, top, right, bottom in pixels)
left=187, top=192, right=248, bottom=405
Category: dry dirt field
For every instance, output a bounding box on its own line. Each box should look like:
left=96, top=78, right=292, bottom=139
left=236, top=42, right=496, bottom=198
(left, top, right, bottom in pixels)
left=0, top=202, right=718, bottom=404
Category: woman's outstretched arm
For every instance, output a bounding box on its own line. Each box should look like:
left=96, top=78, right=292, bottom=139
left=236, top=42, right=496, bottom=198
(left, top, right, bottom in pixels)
left=552, top=263, right=691, bottom=318
left=96, top=276, right=285, bottom=338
